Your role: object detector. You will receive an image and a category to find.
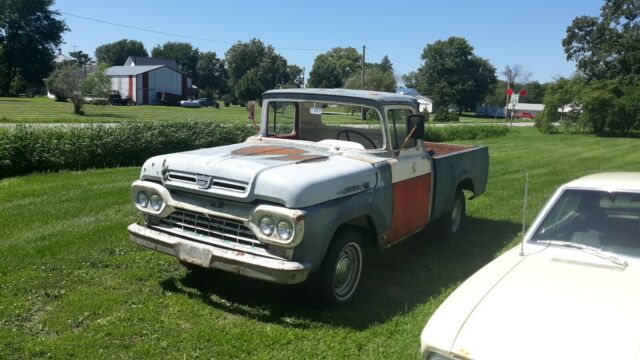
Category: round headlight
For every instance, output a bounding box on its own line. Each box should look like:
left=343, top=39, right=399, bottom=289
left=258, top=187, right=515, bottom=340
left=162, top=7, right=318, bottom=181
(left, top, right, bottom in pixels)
left=259, top=216, right=275, bottom=236
left=276, top=220, right=293, bottom=240
left=136, top=191, right=149, bottom=207
left=150, top=194, right=163, bottom=211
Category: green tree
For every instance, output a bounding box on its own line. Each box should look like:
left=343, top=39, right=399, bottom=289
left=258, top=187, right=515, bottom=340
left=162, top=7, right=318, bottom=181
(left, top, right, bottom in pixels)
left=483, top=80, right=509, bottom=106
left=285, top=65, right=304, bottom=88
left=379, top=55, right=393, bottom=72
left=94, top=39, right=148, bottom=67
left=151, top=41, right=200, bottom=80
left=69, top=51, right=91, bottom=67
left=196, top=51, right=226, bottom=97
left=401, top=71, right=419, bottom=89
left=0, top=0, right=68, bottom=95
left=416, top=37, right=497, bottom=113
left=308, top=47, right=360, bottom=88
left=562, top=0, right=640, bottom=80
left=536, top=77, right=584, bottom=133
left=344, top=66, right=396, bottom=92
left=224, top=38, right=294, bottom=101
left=307, top=55, right=341, bottom=88
left=45, top=64, right=110, bottom=114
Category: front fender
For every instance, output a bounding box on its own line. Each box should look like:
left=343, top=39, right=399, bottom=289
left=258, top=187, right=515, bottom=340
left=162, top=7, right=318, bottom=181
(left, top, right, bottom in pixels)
left=291, top=186, right=392, bottom=272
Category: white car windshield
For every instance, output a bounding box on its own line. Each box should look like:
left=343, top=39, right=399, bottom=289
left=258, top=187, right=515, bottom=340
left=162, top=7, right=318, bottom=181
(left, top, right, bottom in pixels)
left=531, top=189, right=640, bottom=257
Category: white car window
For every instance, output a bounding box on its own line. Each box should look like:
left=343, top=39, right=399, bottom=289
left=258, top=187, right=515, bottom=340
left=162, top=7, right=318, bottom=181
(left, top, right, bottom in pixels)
left=531, top=189, right=640, bottom=253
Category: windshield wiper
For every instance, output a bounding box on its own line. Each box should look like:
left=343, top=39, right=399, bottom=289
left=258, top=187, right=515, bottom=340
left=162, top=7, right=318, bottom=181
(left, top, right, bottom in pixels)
left=536, top=240, right=628, bottom=267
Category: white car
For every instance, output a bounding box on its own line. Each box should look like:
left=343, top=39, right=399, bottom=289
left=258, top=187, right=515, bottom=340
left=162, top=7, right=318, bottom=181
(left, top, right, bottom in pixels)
left=420, top=172, right=640, bottom=360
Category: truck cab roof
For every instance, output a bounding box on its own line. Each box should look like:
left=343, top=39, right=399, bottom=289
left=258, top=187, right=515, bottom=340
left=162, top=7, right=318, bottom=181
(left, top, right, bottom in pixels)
left=263, top=88, right=419, bottom=109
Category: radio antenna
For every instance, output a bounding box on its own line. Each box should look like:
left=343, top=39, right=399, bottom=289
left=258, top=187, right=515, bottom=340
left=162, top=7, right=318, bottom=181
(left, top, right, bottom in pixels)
left=519, top=173, right=529, bottom=256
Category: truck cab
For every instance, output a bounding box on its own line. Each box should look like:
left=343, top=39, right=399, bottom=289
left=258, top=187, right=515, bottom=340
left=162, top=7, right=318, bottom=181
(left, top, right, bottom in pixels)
left=128, top=88, right=489, bottom=305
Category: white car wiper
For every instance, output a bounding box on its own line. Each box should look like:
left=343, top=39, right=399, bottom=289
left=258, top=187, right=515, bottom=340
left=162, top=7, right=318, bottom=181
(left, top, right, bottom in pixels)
left=536, top=240, right=628, bottom=267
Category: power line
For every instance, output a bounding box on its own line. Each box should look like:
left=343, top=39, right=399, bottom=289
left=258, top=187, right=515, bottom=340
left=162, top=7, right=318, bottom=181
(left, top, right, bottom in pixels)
left=61, top=11, right=330, bottom=52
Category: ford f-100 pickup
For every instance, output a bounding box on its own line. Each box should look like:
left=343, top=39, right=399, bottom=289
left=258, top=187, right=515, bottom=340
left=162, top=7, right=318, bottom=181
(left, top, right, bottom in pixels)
left=128, top=88, right=489, bottom=305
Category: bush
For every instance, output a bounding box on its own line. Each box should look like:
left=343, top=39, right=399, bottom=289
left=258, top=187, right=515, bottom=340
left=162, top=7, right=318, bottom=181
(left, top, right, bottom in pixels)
left=221, top=94, right=232, bottom=107
left=0, top=121, right=254, bottom=179
left=424, top=124, right=509, bottom=142
left=433, top=108, right=459, bottom=122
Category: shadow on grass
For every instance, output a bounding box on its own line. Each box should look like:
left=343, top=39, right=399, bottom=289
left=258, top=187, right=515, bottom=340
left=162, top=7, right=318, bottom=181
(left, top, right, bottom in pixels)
left=159, top=216, right=520, bottom=329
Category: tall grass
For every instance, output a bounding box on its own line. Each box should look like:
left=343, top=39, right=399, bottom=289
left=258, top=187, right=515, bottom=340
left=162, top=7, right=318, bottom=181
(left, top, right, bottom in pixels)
left=0, top=128, right=638, bottom=359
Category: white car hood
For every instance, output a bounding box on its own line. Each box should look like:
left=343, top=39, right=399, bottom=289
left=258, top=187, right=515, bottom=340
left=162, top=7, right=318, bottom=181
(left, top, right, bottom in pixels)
left=422, top=246, right=640, bottom=360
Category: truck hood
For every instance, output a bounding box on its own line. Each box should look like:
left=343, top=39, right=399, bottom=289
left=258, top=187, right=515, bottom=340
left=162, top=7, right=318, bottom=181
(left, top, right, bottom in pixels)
left=421, top=246, right=640, bottom=360
left=140, top=141, right=378, bottom=208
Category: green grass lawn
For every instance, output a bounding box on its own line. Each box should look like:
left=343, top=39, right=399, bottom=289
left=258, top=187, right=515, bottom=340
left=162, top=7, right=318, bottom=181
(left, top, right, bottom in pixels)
left=0, top=97, right=253, bottom=124
left=1, top=128, right=639, bottom=359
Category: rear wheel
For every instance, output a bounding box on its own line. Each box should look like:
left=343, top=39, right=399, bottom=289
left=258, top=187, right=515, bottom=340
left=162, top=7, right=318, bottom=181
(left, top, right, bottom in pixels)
left=439, top=188, right=466, bottom=240
left=308, top=228, right=365, bottom=306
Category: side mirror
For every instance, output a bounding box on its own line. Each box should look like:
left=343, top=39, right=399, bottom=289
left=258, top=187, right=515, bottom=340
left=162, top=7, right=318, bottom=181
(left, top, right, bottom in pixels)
left=407, top=114, right=425, bottom=140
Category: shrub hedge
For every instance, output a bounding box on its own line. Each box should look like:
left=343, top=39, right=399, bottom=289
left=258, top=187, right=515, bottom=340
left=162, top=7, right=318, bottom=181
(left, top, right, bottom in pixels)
left=0, top=122, right=508, bottom=179
left=424, top=124, right=509, bottom=142
left=0, top=121, right=255, bottom=179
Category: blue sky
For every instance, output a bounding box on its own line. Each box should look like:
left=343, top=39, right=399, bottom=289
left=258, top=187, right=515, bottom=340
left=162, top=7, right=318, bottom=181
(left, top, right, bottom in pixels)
left=54, top=0, right=603, bottom=83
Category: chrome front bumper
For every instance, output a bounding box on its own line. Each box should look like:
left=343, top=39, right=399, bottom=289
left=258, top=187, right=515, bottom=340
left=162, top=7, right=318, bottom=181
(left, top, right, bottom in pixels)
left=128, top=223, right=311, bottom=284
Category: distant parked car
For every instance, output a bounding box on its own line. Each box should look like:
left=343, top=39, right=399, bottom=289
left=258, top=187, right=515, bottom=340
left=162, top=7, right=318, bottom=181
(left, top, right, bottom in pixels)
left=514, top=111, right=535, bottom=119
left=420, top=172, right=640, bottom=360
left=198, top=98, right=219, bottom=108
left=486, top=107, right=505, bottom=118
left=180, top=99, right=203, bottom=108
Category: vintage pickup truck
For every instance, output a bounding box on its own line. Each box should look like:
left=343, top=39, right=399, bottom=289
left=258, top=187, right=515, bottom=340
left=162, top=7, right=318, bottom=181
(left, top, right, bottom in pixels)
left=128, top=88, right=489, bottom=305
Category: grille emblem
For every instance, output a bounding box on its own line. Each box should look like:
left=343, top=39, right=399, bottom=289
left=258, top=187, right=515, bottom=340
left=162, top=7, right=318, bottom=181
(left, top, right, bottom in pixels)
left=196, top=174, right=213, bottom=189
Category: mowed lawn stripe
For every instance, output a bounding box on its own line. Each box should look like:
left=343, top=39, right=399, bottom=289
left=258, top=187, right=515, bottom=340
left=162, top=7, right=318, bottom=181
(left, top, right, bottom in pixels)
left=0, top=127, right=639, bottom=359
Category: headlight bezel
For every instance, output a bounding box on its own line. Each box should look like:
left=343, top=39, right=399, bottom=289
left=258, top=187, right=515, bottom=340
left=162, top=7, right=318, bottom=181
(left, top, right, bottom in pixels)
left=249, top=205, right=304, bottom=247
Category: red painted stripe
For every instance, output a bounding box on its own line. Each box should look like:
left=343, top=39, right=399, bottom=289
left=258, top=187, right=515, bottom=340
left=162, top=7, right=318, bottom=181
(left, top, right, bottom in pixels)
left=389, top=174, right=431, bottom=243
left=142, top=73, right=149, bottom=105
left=128, top=76, right=133, bottom=101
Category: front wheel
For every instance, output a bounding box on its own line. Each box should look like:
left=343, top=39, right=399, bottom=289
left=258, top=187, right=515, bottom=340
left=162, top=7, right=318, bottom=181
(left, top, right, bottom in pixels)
left=308, top=228, right=365, bottom=306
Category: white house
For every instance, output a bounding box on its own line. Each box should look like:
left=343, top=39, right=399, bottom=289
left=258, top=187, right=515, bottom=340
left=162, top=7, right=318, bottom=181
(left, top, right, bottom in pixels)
left=395, top=87, right=433, bottom=113
left=105, top=57, right=195, bottom=105
left=510, top=103, right=545, bottom=115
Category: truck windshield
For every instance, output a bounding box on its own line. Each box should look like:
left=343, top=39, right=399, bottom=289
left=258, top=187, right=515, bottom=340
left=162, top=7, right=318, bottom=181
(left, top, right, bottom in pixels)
left=294, top=101, right=385, bottom=150
left=530, top=189, right=640, bottom=257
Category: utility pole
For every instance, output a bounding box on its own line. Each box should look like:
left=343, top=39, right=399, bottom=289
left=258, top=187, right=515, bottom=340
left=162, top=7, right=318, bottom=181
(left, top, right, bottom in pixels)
left=361, top=45, right=366, bottom=90
left=361, top=45, right=366, bottom=120
left=302, top=66, right=305, bottom=88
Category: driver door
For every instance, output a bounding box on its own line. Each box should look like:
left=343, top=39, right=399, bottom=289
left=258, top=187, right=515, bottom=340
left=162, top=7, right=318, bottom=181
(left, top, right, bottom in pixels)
left=386, top=108, right=432, bottom=244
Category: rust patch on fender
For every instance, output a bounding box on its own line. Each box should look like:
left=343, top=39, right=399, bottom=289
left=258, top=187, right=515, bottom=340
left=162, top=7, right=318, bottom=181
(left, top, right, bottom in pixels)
left=231, top=145, right=305, bottom=156
left=268, top=154, right=327, bottom=162
left=232, top=145, right=329, bottom=163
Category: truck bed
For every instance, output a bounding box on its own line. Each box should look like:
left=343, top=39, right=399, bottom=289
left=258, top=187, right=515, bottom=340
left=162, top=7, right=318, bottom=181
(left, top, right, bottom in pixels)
left=425, top=142, right=489, bottom=222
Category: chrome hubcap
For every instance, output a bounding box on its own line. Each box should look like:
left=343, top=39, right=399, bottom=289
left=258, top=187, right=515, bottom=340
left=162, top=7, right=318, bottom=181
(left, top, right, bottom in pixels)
left=333, top=243, right=362, bottom=300
left=451, top=200, right=461, bottom=233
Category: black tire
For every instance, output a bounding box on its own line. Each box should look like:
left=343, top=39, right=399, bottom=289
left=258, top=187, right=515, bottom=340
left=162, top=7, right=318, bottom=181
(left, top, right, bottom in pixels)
left=439, top=188, right=466, bottom=240
left=308, top=228, right=365, bottom=306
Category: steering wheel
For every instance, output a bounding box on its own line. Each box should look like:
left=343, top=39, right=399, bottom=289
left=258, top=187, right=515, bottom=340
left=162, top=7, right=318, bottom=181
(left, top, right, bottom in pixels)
left=336, top=129, right=377, bottom=149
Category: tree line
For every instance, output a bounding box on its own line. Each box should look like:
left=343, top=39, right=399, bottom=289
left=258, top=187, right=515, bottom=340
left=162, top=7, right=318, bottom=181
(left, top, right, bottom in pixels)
left=536, top=0, right=640, bottom=136
left=5, top=0, right=636, bottom=135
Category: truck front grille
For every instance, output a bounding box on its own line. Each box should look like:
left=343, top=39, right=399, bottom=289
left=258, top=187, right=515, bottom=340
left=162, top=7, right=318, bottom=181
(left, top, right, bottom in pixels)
left=157, top=210, right=264, bottom=249
left=166, top=171, right=247, bottom=192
